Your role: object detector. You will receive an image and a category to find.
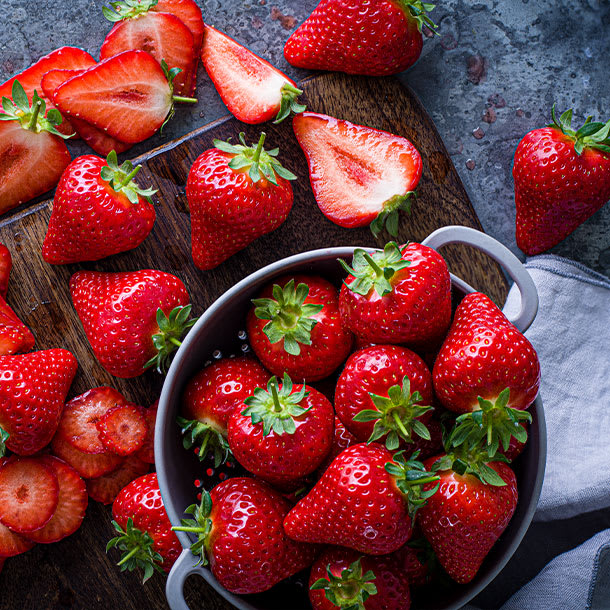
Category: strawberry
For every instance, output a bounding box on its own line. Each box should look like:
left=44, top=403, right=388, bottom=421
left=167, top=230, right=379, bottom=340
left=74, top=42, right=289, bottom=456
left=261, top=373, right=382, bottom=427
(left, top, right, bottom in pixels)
left=284, top=443, right=439, bottom=555
left=26, top=456, right=88, bottom=544
left=173, top=477, right=318, bottom=594
left=42, top=151, right=156, bottom=264
left=285, top=0, right=436, bottom=76
left=228, top=374, right=334, bottom=485
left=109, top=473, right=181, bottom=580
left=0, top=349, right=77, bottom=456
left=293, top=112, right=422, bottom=235
left=101, top=3, right=196, bottom=97
left=0, top=244, right=11, bottom=298
left=186, top=132, right=296, bottom=270
left=70, top=269, right=195, bottom=378
left=51, top=435, right=124, bottom=479
left=418, top=452, right=518, bottom=584
left=335, top=345, right=434, bottom=450
left=0, top=520, right=34, bottom=558
left=53, top=50, right=196, bottom=145
left=0, top=296, right=35, bottom=356
left=0, top=46, right=97, bottom=136
left=135, top=401, right=158, bottom=465
left=86, top=455, right=149, bottom=505
left=201, top=24, right=306, bottom=125
left=178, top=357, right=269, bottom=466
left=339, top=242, right=451, bottom=346
left=0, top=457, right=60, bottom=534
left=247, top=275, right=353, bottom=381
left=433, top=292, right=540, bottom=414
left=96, top=404, right=148, bottom=456
left=309, top=547, right=411, bottom=610
left=154, top=0, right=204, bottom=51
left=514, top=107, right=610, bottom=254
left=0, top=81, right=72, bottom=215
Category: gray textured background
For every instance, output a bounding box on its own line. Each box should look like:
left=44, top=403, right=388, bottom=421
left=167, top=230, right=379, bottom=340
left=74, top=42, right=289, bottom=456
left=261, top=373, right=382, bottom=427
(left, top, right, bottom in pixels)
left=1, top=0, right=609, bottom=273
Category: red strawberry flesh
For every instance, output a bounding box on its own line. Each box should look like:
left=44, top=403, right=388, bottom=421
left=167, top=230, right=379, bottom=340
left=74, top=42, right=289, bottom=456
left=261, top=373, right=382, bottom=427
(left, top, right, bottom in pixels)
left=0, top=244, right=11, bottom=298
left=86, top=455, right=149, bottom=505
left=96, top=404, right=148, bottom=456
left=51, top=434, right=124, bottom=479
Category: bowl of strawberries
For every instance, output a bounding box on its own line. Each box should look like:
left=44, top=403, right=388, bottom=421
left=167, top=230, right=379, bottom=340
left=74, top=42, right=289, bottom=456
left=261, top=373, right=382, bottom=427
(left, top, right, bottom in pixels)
left=156, top=225, right=546, bottom=610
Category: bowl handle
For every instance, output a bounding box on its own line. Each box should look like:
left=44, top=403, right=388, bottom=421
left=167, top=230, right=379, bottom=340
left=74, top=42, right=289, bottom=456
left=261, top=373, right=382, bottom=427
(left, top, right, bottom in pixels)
left=166, top=549, right=206, bottom=610
left=421, top=225, right=539, bottom=332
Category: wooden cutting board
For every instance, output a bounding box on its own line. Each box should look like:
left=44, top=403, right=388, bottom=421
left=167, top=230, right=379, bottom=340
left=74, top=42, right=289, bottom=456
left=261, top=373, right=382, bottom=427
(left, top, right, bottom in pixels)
left=0, top=73, right=507, bottom=610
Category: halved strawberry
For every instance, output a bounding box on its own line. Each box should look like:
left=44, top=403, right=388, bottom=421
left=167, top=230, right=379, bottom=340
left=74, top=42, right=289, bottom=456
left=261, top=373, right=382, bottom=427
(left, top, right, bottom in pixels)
left=201, top=24, right=305, bottom=124
left=0, top=296, right=35, bottom=356
left=0, top=81, right=72, bottom=215
left=0, top=521, right=34, bottom=558
left=0, top=244, right=11, bottom=298
left=293, top=112, right=422, bottom=235
left=53, top=50, right=196, bottom=145
left=135, top=401, right=157, bottom=464
left=86, top=455, right=149, bottom=505
left=96, top=404, right=147, bottom=457
left=51, top=435, right=124, bottom=479
left=26, top=456, right=88, bottom=544
left=0, top=457, right=60, bottom=534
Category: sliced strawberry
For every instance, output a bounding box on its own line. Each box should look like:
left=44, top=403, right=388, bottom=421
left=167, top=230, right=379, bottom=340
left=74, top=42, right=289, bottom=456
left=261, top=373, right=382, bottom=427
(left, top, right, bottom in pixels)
left=0, top=296, right=35, bottom=356
left=56, top=387, right=133, bottom=455
left=26, top=456, right=88, bottom=544
left=53, top=50, right=195, bottom=144
left=293, top=112, right=423, bottom=235
left=0, top=521, right=34, bottom=557
left=0, top=244, right=11, bottom=298
left=0, top=457, right=59, bottom=534
left=135, top=401, right=158, bottom=464
left=201, top=24, right=305, bottom=124
left=51, top=434, right=124, bottom=479
left=96, top=403, right=147, bottom=457
left=41, top=68, right=84, bottom=100
left=86, top=455, right=149, bottom=504
left=155, top=0, right=204, bottom=52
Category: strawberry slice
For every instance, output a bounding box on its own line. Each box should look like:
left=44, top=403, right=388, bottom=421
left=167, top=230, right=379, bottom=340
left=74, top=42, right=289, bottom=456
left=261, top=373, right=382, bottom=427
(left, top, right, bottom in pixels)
left=26, top=456, right=88, bottom=544
left=201, top=24, right=306, bottom=125
left=0, top=81, right=72, bottom=216
left=0, top=521, right=34, bottom=558
left=53, top=50, right=196, bottom=145
left=0, top=245, right=11, bottom=298
left=293, top=112, right=423, bottom=236
left=86, top=455, right=149, bottom=505
left=56, top=387, right=134, bottom=455
left=0, top=457, right=60, bottom=534
left=154, top=0, right=204, bottom=52
left=136, top=401, right=158, bottom=464
left=0, top=296, right=35, bottom=356
left=51, top=435, right=124, bottom=479
left=96, top=403, right=148, bottom=457
left=101, top=10, right=196, bottom=97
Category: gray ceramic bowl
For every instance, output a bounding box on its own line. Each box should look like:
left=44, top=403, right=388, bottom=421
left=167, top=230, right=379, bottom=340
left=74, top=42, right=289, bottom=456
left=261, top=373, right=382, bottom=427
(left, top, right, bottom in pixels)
left=157, top=226, right=547, bottom=610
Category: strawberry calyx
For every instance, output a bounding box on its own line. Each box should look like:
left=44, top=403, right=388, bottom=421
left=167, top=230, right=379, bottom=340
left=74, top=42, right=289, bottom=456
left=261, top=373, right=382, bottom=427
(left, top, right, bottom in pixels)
left=241, top=373, right=311, bottom=436
left=353, top=375, right=433, bottom=450
left=0, top=80, right=72, bottom=139
left=107, top=517, right=164, bottom=583
left=447, top=388, right=532, bottom=460
left=310, top=558, right=378, bottom=610
left=274, top=83, right=307, bottom=125
left=385, top=450, right=440, bottom=518
left=252, top=278, right=323, bottom=355
left=144, top=305, right=198, bottom=374
left=340, top=242, right=411, bottom=297
left=102, top=0, right=157, bottom=22
left=159, top=60, right=197, bottom=130
left=397, top=1, right=438, bottom=34
left=0, top=427, right=8, bottom=458
left=214, top=132, right=297, bottom=186
left=370, top=192, right=416, bottom=237
left=550, top=104, right=610, bottom=156
left=100, top=150, right=158, bottom=204
left=172, top=491, right=213, bottom=566
left=176, top=416, right=231, bottom=467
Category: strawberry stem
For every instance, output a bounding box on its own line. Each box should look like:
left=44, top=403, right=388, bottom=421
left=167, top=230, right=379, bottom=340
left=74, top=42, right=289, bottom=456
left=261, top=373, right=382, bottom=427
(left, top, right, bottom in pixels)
left=363, top=253, right=383, bottom=276
left=117, top=546, right=139, bottom=567
left=26, top=100, right=42, bottom=131
left=172, top=95, right=198, bottom=104
left=270, top=380, right=282, bottom=413
left=120, top=165, right=142, bottom=187
left=252, top=132, right=266, bottom=164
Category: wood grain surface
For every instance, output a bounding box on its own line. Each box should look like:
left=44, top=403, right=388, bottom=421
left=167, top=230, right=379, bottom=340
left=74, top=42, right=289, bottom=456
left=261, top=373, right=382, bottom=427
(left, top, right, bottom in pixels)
left=0, top=73, right=507, bottom=610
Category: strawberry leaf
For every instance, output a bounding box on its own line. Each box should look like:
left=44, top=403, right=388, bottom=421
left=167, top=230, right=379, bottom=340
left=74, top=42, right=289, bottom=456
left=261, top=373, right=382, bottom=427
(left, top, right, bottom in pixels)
left=177, top=416, right=232, bottom=467
left=0, top=427, right=8, bottom=458
left=370, top=192, right=415, bottom=237
left=172, top=493, right=214, bottom=567
left=399, top=0, right=438, bottom=34
left=274, top=83, right=306, bottom=124
left=310, top=558, right=377, bottom=609
left=99, top=150, right=158, bottom=204
left=549, top=104, right=610, bottom=155
left=102, top=0, right=158, bottom=23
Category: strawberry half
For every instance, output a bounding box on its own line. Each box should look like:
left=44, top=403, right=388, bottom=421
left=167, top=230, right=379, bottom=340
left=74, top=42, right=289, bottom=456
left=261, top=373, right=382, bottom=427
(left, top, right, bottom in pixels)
left=53, top=50, right=196, bottom=145
left=293, top=112, right=422, bottom=235
left=0, top=81, right=72, bottom=215
left=0, top=244, right=11, bottom=298
left=86, top=455, right=149, bottom=505
left=201, top=24, right=306, bottom=124
left=0, top=296, right=35, bottom=356
left=96, top=404, right=148, bottom=457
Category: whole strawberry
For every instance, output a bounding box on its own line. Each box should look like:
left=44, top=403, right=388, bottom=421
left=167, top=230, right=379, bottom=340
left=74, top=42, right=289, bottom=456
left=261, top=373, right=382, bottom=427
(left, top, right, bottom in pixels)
left=335, top=345, right=434, bottom=450
left=70, top=269, right=195, bottom=378
left=284, top=443, right=439, bottom=555
left=228, top=374, right=335, bottom=485
left=109, top=472, right=181, bottom=580
left=309, top=547, right=411, bottom=610
left=186, top=132, right=295, bottom=270
left=285, top=0, right=436, bottom=76
left=42, top=151, right=156, bottom=264
left=339, top=242, right=451, bottom=347
left=178, top=356, right=269, bottom=465
left=514, top=106, right=610, bottom=254
left=247, top=275, right=353, bottom=381
left=0, top=349, right=78, bottom=456
left=173, top=477, right=318, bottom=594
